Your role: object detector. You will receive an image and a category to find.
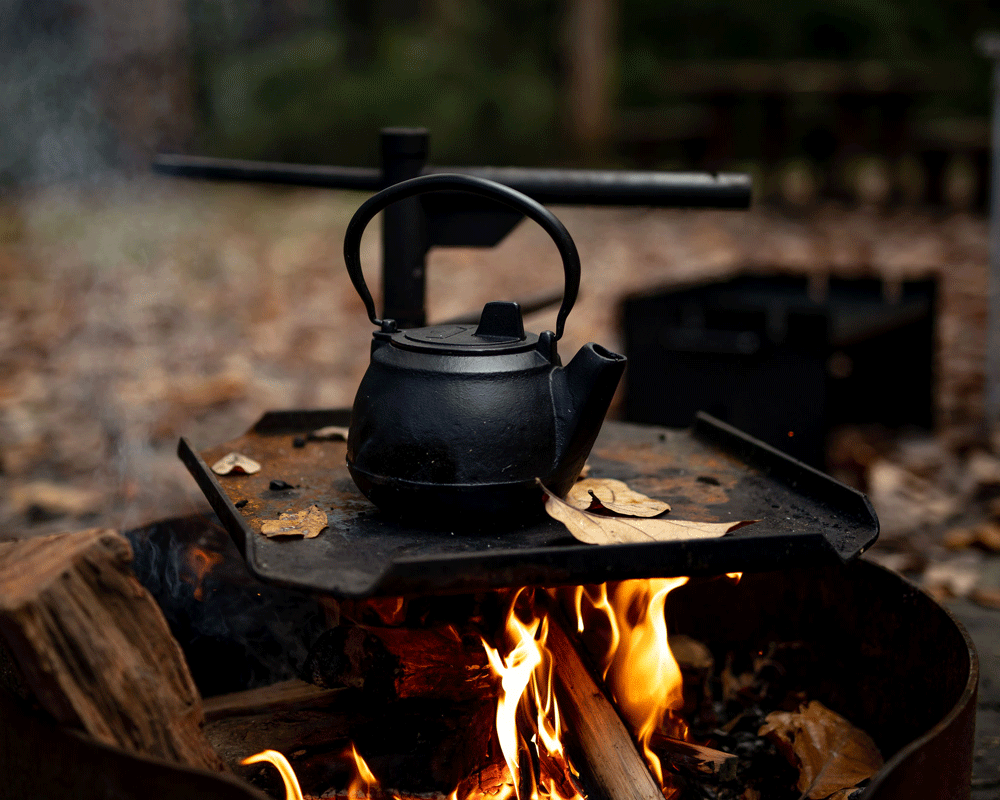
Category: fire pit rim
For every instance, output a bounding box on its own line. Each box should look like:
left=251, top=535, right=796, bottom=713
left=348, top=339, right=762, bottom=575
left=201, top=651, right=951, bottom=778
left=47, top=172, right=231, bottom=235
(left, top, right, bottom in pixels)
left=860, top=560, right=979, bottom=799
left=0, top=687, right=271, bottom=800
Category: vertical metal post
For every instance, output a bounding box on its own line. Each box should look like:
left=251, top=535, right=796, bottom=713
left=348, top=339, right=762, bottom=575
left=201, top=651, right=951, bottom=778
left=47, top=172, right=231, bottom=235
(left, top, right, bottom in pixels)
left=380, top=128, right=429, bottom=328
left=979, top=35, right=1000, bottom=443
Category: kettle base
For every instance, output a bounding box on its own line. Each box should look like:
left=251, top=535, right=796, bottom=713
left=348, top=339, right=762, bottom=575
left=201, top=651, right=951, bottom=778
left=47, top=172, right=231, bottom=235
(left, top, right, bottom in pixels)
left=347, top=465, right=554, bottom=530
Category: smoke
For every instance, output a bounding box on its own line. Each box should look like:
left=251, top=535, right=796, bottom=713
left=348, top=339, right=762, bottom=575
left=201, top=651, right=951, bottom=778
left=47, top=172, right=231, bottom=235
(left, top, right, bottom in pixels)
left=0, top=0, right=116, bottom=184
left=1, top=0, right=196, bottom=185
left=125, top=511, right=327, bottom=697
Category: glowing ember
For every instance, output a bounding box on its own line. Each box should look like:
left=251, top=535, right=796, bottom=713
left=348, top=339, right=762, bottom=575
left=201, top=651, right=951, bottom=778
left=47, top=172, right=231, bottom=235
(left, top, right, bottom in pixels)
left=183, top=546, right=223, bottom=601
left=726, top=572, right=743, bottom=584
left=241, top=750, right=304, bottom=800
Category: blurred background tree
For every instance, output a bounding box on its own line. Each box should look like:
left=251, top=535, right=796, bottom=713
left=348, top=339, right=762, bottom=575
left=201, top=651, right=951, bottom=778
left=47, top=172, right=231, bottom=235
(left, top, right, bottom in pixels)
left=190, top=0, right=565, bottom=167
left=5, top=0, right=1000, bottom=200
left=183, top=0, right=995, bottom=162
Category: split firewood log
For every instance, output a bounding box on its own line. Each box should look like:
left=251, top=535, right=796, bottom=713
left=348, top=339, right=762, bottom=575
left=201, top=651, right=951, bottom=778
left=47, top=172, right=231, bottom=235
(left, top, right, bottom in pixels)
left=206, top=679, right=494, bottom=791
left=543, top=608, right=664, bottom=800
left=0, top=528, right=224, bottom=771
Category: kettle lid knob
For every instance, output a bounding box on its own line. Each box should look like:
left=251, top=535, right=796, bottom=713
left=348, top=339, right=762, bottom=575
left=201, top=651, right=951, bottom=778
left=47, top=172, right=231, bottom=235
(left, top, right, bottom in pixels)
left=474, top=302, right=525, bottom=341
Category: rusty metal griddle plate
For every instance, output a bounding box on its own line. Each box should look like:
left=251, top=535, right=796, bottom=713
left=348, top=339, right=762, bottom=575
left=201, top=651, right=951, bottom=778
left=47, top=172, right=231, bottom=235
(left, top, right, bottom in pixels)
left=178, top=411, right=877, bottom=598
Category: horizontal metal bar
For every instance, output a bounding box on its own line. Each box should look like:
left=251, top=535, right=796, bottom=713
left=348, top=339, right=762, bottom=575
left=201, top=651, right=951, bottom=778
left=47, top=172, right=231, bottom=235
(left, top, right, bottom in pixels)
left=153, top=154, right=751, bottom=209
left=430, top=166, right=752, bottom=208
left=153, top=153, right=382, bottom=191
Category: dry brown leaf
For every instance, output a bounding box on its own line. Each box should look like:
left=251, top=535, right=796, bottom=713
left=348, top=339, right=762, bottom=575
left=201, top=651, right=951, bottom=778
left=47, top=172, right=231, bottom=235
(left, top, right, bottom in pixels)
left=566, top=478, right=670, bottom=517
left=540, top=481, right=754, bottom=545
left=943, top=522, right=1000, bottom=553
left=211, top=452, right=262, bottom=475
left=975, top=522, right=1000, bottom=552
left=942, top=526, right=978, bottom=550
left=758, top=700, right=883, bottom=799
left=9, top=481, right=104, bottom=518
left=310, top=425, right=349, bottom=441
left=260, top=505, right=328, bottom=539
left=923, top=555, right=981, bottom=599
left=972, top=586, right=1000, bottom=609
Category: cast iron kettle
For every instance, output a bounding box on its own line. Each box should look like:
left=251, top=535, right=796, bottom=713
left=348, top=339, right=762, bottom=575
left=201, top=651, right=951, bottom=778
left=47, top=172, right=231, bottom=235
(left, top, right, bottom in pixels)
left=344, top=173, right=626, bottom=526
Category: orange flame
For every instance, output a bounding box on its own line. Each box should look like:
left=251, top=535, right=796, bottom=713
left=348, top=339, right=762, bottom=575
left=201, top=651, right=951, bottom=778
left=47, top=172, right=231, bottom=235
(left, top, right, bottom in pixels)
left=726, top=572, right=743, bottom=584
left=245, top=577, right=699, bottom=800
left=482, top=589, right=584, bottom=800
left=346, top=744, right=379, bottom=799
left=184, top=546, right=223, bottom=601
left=241, top=750, right=304, bottom=800
left=574, top=578, right=688, bottom=786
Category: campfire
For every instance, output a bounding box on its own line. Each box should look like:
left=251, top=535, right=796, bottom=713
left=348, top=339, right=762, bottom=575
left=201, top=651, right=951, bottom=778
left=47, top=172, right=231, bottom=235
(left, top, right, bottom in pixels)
left=212, top=572, right=881, bottom=800
left=0, top=514, right=975, bottom=800
left=231, top=577, right=713, bottom=800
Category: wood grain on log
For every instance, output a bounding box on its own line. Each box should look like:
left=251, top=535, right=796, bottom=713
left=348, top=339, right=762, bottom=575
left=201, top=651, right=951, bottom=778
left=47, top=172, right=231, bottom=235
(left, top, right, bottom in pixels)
left=649, top=733, right=739, bottom=781
left=305, top=622, right=494, bottom=702
left=544, top=609, right=664, bottom=800
left=204, top=679, right=494, bottom=791
left=204, top=678, right=345, bottom=722
left=0, top=528, right=224, bottom=771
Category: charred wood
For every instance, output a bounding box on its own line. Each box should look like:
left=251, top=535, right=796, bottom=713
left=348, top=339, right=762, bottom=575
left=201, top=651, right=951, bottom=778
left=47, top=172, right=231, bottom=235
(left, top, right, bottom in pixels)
left=649, top=733, right=739, bottom=781
left=304, top=622, right=495, bottom=703
left=206, top=680, right=494, bottom=793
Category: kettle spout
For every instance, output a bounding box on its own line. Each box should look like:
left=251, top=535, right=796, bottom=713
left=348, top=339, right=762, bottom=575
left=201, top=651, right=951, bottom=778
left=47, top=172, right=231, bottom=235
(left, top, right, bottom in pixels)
left=550, top=343, right=627, bottom=495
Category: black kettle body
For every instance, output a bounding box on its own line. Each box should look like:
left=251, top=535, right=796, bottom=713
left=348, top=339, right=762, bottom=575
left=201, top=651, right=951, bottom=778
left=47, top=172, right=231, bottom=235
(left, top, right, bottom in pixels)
left=343, top=174, right=625, bottom=527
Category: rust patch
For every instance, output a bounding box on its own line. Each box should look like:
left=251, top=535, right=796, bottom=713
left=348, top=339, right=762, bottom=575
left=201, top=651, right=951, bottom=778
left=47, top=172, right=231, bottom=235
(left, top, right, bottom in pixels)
left=202, top=432, right=372, bottom=539
left=589, top=428, right=744, bottom=520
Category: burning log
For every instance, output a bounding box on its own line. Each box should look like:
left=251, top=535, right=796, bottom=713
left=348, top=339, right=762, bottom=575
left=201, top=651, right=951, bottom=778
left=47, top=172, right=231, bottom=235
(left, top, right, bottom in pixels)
left=304, top=621, right=495, bottom=702
left=543, top=608, right=665, bottom=800
left=0, top=528, right=224, bottom=771
left=204, top=678, right=495, bottom=791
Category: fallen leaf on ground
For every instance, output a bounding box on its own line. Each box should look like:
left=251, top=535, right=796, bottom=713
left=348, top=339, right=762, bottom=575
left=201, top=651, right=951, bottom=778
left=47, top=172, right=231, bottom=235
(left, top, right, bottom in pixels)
left=540, top=480, right=754, bottom=544
left=260, top=505, right=328, bottom=539
left=10, top=481, right=104, bottom=518
left=972, top=586, right=1000, bottom=609
left=758, top=700, right=883, bottom=799
left=566, top=477, right=670, bottom=517
left=922, top=553, right=982, bottom=600
left=310, top=425, right=349, bottom=441
left=944, top=522, right=1000, bottom=552
left=211, top=452, right=262, bottom=475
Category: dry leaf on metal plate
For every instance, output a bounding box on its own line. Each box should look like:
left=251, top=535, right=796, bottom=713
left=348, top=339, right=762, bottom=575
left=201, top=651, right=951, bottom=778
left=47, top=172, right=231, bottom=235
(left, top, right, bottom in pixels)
left=310, top=425, right=349, bottom=441
left=260, top=505, right=328, bottom=539
left=540, top=481, right=754, bottom=545
left=566, top=477, right=670, bottom=517
left=758, top=700, right=883, bottom=799
left=211, top=452, right=262, bottom=475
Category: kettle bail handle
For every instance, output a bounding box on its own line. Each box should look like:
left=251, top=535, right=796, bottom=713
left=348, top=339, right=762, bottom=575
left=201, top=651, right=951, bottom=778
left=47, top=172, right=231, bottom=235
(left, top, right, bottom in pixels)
left=343, top=173, right=580, bottom=340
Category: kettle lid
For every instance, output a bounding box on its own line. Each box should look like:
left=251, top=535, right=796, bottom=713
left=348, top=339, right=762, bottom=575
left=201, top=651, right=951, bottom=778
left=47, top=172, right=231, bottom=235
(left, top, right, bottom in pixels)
left=386, top=301, right=540, bottom=355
